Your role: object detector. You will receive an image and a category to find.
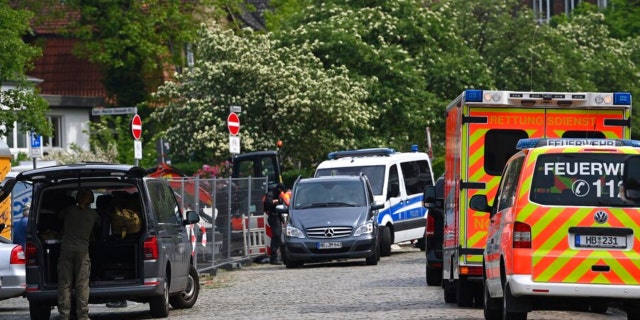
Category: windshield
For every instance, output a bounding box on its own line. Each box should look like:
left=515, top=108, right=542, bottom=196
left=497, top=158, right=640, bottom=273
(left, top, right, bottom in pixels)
left=293, top=180, right=366, bottom=209
left=315, top=165, right=385, bottom=195
left=530, top=153, right=628, bottom=206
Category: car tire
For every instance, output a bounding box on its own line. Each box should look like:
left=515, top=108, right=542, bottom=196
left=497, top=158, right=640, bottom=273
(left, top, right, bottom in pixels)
left=443, top=279, right=457, bottom=303
left=483, top=278, right=501, bottom=320
left=365, top=244, right=379, bottom=265
left=29, top=302, right=51, bottom=320
left=169, top=264, right=200, bottom=309
left=416, top=236, right=426, bottom=251
left=426, top=265, right=442, bottom=286
left=456, top=276, right=474, bottom=307
left=380, top=226, right=392, bottom=257
left=503, top=282, right=527, bottom=320
left=150, top=278, right=170, bottom=318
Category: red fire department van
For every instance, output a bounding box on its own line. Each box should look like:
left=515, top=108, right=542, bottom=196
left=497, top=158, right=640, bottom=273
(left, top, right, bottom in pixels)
left=438, top=90, right=632, bottom=307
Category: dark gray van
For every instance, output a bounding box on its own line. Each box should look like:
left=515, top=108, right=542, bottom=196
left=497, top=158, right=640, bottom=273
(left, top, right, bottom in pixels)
left=0, top=164, right=200, bottom=319
left=280, top=175, right=383, bottom=268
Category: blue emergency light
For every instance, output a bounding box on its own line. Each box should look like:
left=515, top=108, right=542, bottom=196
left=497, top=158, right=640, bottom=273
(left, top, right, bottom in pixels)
left=516, top=138, right=640, bottom=150
left=465, top=89, right=483, bottom=102
left=614, top=92, right=632, bottom=105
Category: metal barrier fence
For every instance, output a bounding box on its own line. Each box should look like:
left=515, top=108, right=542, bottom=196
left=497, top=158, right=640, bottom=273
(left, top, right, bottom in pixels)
left=165, top=176, right=270, bottom=273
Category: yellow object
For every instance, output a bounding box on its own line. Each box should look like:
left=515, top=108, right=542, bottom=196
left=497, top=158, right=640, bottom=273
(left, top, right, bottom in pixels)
left=0, top=141, right=11, bottom=240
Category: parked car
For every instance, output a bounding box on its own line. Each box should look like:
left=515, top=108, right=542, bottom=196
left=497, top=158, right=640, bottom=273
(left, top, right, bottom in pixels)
left=423, top=174, right=444, bottom=286
left=0, top=164, right=201, bottom=319
left=0, top=223, right=26, bottom=301
left=279, top=174, right=383, bottom=268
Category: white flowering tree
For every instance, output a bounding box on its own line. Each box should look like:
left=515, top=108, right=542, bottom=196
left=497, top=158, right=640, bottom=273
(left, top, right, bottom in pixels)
left=151, top=22, right=374, bottom=168
left=269, top=0, right=493, bottom=152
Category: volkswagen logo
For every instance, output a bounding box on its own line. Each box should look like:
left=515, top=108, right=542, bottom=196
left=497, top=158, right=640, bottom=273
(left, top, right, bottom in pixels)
left=324, top=228, right=335, bottom=237
left=594, top=211, right=608, bottom=224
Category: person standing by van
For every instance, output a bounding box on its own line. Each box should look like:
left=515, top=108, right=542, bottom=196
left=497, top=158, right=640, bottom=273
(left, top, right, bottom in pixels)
left=13, top=202, right=29, bottom=249
left=57, top=189, right=100, bottom=320
left=264, top=183, right=286, bottom=265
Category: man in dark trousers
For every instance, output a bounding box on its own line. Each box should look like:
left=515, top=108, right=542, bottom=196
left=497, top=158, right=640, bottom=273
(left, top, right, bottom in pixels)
left=57, top=189, right=100, bottom=320
left=264, top=183, right=286, bottom=265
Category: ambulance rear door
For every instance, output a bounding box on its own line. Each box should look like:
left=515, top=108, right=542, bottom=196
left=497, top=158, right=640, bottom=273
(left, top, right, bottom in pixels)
left=460, top=106, right=545, bottom=266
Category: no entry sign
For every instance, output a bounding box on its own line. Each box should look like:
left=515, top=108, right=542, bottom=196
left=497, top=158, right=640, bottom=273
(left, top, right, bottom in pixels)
left=227, top=112, right=240, bottom=136
left=131, top=114, right=142, bottom=140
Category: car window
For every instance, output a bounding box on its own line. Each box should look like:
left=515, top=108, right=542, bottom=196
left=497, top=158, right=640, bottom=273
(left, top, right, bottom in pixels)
left=293, top=180, right=365, bottom=208
left=315, top=165, right=385, bottom=195
left=147, top=180, right=181, bottom=225
left=530, top=153, right=626, bottom=206
left=495, top=157, right=524, bottom=212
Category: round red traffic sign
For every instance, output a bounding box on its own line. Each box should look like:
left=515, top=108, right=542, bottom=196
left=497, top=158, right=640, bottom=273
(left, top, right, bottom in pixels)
left=227, top=112, right=240, bottom=135
left=131, top=114, right=142, bottom=140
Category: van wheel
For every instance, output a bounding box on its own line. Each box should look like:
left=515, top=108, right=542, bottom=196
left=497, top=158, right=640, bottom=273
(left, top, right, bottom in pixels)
left=443, top=280, right=457, bottom=303
left=150, top=278, right=170, bottom=318
left=170, top=265, right=200, bottom=309
left=503, top=283, right=527, bottom=320
left=29, top=302, right=51, bottom=320
left=483, top=278, right=501, bottom=320
left=380, top=227, right=392, bottom=257
left=416, top=236, right=426, bottom=251
left=456, top=277, right=474, bottom=307
left=365, top=244, right=379, bottom=265
left=426, top=266, right=442, bottom=286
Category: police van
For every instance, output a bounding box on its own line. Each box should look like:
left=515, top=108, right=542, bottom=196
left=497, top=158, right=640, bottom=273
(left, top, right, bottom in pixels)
left=470, top=138, right=640, bottom=319
left=314, top=146, right=434, bottom=256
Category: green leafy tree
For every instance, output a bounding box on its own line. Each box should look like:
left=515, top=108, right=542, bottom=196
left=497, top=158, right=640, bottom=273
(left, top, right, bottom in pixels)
left=269, top=0, right=492, bottom=155
left=0, top=0, right=51, bottom=138
left=150, top=22, right=374, bottom=168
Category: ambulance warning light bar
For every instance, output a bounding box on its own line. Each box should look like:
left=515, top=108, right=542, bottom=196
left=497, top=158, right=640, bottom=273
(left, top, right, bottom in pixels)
left=465, top=90, right=631, bottom=107
left=517, top=138, right=640, bottom=150
left=328, top=148, right=396, bottom=160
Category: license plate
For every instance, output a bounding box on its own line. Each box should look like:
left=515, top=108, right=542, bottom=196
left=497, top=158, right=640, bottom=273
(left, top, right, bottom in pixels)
left=317, top=241, right=342, bottom=249
left=575, top=235, right=627, bottom=249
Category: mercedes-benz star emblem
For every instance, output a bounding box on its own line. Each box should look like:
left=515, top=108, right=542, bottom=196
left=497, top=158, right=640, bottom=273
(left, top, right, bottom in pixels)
left=324, top=228, right=335, bottom=237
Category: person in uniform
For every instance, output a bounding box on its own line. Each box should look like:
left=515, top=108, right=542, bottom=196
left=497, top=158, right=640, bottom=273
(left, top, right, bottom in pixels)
left=57, top=189, right=100, bottom=320
left=264, top=183, right=286, bottom=265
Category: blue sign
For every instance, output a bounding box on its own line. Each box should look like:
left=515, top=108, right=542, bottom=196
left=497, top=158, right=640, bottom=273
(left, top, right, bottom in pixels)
left=31, top=133, right=41, bottom=148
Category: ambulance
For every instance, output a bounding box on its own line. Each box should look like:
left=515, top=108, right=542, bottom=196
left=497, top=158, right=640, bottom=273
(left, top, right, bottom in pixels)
left=470, top=138, right=640, bottom=319
left=439, top=90, right=632, bottom=307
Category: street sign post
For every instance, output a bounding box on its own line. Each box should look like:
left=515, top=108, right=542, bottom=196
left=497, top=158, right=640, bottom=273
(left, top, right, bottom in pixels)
left=131, top=114, right=142, bottom=140
left=227, top=112, right=240, bottom=136
left=229, top=135, right=240, bottom=154
left=30, top=133, right=42, bottom=158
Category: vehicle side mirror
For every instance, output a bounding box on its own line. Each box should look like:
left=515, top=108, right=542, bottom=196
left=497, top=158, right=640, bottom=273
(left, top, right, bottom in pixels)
left=469, top=194, right=492, bottom=213
left=423, top=185, right=436, bottom=208
left=371, top=201, right=384, bottom=211
left=183, top=210, right=200, bottom=225
left=622, top=155, right=640, bottom=202
left=0, top=178, right=17, bottom=203
left=275, top=204, right=288, bottom=214
left=388, top=182, right=400, bottom=199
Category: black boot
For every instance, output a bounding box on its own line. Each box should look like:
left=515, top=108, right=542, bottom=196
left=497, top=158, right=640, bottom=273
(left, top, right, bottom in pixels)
left=270, top=253, right=282, bottom=265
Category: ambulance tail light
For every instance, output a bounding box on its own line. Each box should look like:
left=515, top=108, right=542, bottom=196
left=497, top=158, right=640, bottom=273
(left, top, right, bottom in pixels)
left=426, top=214, right=435, bottom=237
left=460, top=265, right=483, bottom=276
left=513, top=222, right=531, bottom=249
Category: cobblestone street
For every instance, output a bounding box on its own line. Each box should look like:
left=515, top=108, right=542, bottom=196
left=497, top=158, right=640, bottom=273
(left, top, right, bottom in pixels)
left=0, top=244, right=628, bottom=319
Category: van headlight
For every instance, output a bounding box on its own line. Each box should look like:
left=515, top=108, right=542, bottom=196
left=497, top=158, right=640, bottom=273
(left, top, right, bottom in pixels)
left=353, top=222, right=374, bottom=237
left=286, top=225, right=305, bottom=238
